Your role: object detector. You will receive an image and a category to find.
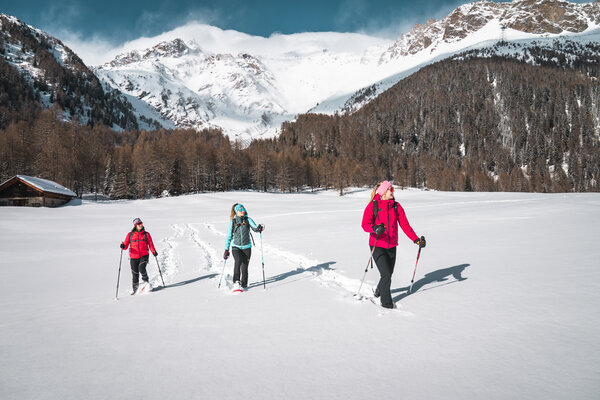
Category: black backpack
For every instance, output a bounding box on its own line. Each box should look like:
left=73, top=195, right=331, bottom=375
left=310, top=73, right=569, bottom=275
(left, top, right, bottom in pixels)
left=372, top=199, right=398, bottom=225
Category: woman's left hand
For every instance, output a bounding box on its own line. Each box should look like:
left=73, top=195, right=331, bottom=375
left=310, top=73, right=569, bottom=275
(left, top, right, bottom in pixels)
left=414, top=236, right=426, bottom=248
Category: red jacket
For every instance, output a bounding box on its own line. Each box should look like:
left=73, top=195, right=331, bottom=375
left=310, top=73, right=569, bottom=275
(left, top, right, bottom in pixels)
left=123, top=229, right=156, bottom=259
left=361, top=194, right=419, bottom=249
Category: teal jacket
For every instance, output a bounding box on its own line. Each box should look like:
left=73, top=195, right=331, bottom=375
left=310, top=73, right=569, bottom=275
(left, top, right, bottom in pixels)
left=225, top=216, right=259, bottom=250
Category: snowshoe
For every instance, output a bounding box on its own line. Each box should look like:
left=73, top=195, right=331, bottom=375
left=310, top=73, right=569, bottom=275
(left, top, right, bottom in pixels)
left=232, top=282, right=244, bottom=294
left=137, top=281, right=153, bottom=295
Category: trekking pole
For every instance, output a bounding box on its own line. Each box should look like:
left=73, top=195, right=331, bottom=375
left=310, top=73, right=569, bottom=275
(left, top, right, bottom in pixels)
left=218, top=259, right=227, bottom=288
left=260, top=232, right=266, bottom=290
left=115, top=249, right=123, bottom=300
left=356, top=234, right=379, bottom=297
left=409, top=236, right=425, bottom=294
left=154, top=255, right=165, bottom=287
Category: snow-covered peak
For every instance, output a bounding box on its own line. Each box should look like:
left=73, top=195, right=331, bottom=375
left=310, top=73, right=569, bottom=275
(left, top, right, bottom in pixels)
left=380, top=0, right=600, bottom=63
left=95, top=28, right=394, bottom=141
left=108, top=38, right=204, bottom=67
left=98, top=23, right=390, bottom=66
left=95, top=0, right=600, bottom=140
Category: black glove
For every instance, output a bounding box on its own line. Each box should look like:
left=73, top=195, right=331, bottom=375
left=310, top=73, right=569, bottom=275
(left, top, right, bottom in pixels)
left=152, top=251, right=158, bottom=257
left=415, top=236, right=426, bottom=248
left=257, top=224, right=264, bottom=233
left=224, top=250, right=230, bottom=260
left=373, top=223, right=385, bottom=236
left=120, top=243, right=125, bottom=249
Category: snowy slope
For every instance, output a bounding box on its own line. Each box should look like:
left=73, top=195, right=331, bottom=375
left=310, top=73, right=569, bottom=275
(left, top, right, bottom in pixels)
left=0, top=14, right=142, bottom=130
left=1, top=190, right=599, bottom=399
left=93, top=0, right=600, bottom=139
left=94, top=32, right=391, bottom=142
left=314, top=26, right=600, bottom=114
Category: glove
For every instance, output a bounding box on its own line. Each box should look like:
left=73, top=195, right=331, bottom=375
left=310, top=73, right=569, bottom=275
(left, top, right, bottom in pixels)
left=257, top=224, right=264, bottom=233
left=224, top=250, right=230, bottom=260
left=152, top=251, right=158, bottom=257
left=120, top=243, right=125, bottom=249
left=373, top=223, right=385, bottom=236
left=415, top=236, right=426, bottom=248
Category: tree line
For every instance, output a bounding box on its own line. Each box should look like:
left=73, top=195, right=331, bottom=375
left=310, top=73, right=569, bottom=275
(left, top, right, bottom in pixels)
left=1, top=55, right=599, bottom=197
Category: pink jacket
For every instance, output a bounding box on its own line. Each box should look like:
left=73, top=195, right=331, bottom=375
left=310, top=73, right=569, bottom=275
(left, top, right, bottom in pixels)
left=361, top=194, right=419, bottom=249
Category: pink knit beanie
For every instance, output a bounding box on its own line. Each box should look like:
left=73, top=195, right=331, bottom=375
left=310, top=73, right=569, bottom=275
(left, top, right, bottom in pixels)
left=376, top=181, right=393, bottom=196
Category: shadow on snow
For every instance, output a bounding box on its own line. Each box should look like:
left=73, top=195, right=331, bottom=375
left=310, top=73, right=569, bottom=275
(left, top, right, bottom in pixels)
left=391, top=263, right=470, bottom=303
left=248, top=262, right=337, bottom=289
left=153, top=273, right=218, bottom=291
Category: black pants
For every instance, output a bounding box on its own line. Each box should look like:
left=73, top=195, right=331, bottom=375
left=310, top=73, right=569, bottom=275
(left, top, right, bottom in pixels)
left=232, top=247, right=251, bottom=288
left=371, top=246, right=397, bottom=308
left=130, top=255, right=149, bottom=291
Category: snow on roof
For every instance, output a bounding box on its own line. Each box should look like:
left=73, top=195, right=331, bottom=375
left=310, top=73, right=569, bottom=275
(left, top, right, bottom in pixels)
left=9, top=175, right=77, bottom=197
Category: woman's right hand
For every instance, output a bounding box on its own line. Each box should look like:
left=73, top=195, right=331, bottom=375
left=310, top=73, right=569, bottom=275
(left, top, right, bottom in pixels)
left=373, top=224, right=385, bottom=235
left=120, top=243, right=125, bottom=249
left=224, top=250, right=230, bottom=260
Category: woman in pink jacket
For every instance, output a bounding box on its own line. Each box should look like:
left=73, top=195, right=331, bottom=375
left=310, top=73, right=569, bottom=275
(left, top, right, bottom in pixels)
left=361, top=181, right=425, bottom=308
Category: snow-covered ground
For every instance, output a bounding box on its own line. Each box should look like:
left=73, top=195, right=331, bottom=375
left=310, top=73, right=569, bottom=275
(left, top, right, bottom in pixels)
left=1, top=190, right=598, bottom=399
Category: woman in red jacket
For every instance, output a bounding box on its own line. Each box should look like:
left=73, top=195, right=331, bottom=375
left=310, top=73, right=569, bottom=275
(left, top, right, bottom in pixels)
left=120, top=218, right=158, bottom=294
left=361, top=181, right=425, bottom=308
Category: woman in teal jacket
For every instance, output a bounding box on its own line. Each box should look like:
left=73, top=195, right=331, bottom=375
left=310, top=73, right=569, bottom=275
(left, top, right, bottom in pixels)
left=223, top=203, right=264, bottom=290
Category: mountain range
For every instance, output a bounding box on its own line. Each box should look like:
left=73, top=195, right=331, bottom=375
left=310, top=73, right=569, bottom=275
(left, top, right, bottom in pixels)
left=1, top=0, right=600, bottom=140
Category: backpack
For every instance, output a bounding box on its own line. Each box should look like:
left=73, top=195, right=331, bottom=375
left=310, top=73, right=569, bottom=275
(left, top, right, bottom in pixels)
left=129, top=230, right=149, bottom=249
left=231, top=217, right=255, bottom=246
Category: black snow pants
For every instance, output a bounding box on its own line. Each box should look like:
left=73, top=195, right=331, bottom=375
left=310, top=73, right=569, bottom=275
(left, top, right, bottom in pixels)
left=232, top=247, right=251, bottom=288
left=130, top=255, right=149, bottom=291
left=371, top=246, right=397, bottom=308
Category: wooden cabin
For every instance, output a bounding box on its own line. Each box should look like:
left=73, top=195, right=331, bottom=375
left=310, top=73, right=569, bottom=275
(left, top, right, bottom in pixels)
left=0, top=175, right=76, bottom=207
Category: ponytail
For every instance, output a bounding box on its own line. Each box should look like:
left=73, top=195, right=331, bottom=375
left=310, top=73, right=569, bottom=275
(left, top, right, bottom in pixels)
left=369, top=182, right=383, bottom=204
left=230, top=203, right=238, bottom=220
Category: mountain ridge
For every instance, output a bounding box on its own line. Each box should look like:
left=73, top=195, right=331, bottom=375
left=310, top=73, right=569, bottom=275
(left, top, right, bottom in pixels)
left=95, top=0, right=600, bottom=139
left=1, top=1, right=599, bottom=139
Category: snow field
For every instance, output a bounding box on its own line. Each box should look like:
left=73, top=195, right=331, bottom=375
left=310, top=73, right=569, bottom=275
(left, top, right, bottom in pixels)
left=0, top=190, right=599, bottom=399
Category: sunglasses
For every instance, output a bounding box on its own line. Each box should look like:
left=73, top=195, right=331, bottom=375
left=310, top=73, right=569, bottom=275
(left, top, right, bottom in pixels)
left=237, top=208, right=246, bottom=213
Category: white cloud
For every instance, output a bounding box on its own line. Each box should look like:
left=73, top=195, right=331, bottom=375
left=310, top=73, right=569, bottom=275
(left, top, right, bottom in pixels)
left=43, top=5, right=227, bottom=66
left=52, top=30, right=118, bottom=66
left=56, top=20, right=393, bottom=67
left=343, top=0, right=466, bottom=39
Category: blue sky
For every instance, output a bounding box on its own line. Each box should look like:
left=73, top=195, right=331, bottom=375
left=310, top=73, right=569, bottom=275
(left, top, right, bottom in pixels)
left=2, top=0, right=593, bottom=65
left=3, top=0, right=491, bottom=41
left=2, top=0, right=593, bottom=42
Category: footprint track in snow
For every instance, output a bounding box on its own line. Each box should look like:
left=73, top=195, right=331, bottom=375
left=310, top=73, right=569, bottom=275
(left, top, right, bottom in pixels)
left=199, top=224, right=409, bottom=310
left=162, top=223, right=414, bottom=314
left=152, top=224, right=185, bottom=286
